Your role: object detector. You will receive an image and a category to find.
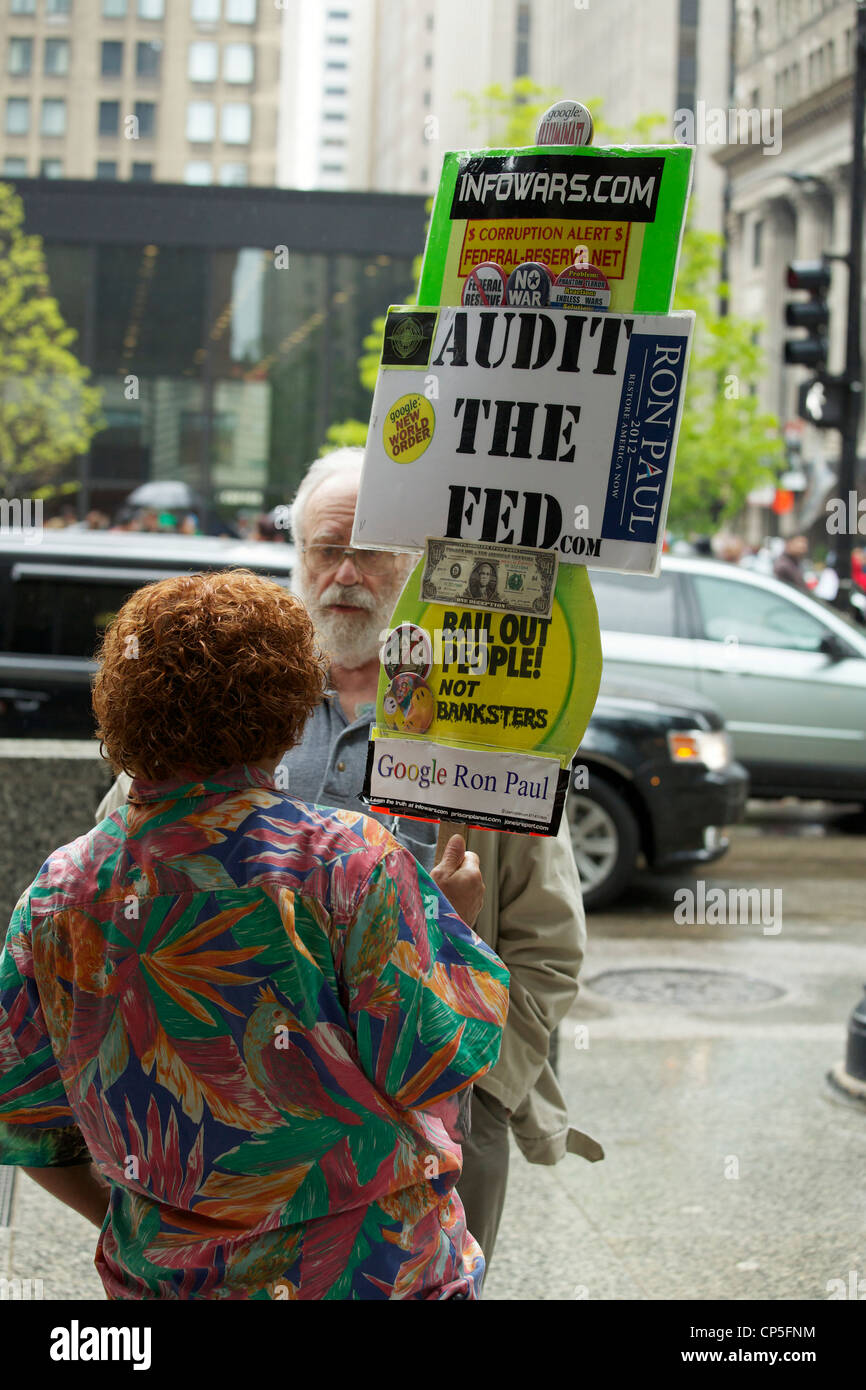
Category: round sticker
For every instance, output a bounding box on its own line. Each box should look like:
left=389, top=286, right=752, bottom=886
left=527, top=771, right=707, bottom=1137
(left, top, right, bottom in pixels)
left=535, top=99, right=594, bottom=148
left=382, top=393, right=435, bottom=464
left=551, top=265, right=611, bottom=312
left=383, top=670, right=436, bottom=735
left=505, top=262, right=554, bottom=308
left=381, top=622, right=433, bottom=681
left=461, top=261, right=507, bottom=307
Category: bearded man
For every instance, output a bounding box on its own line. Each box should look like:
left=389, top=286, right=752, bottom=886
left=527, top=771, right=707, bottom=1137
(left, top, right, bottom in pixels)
left=96, top=447, right=602, bottom=1268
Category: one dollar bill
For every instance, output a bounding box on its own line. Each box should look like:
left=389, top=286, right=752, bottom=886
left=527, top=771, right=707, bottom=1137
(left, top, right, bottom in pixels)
left=420, top=538, right=558, bottom=618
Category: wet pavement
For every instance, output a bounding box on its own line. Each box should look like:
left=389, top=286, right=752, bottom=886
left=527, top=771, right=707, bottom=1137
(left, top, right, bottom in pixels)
left=483, top=800, right=866, bottom=1301
left=3, top=801, right=864, bottom=1302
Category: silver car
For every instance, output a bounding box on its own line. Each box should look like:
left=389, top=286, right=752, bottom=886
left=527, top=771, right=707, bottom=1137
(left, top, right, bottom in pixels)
left=591, top=556, right=866, bottom=804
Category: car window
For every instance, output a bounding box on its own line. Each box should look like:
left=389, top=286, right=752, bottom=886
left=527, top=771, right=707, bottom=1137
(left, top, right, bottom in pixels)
left=9, top=577, right=138, bottom=657
left=692, top=574, right=828, bottom=652
left=590, top=571, right=678, bottom=637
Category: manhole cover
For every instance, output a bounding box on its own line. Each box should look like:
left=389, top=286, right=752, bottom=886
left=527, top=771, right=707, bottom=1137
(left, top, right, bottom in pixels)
left=585, top=968, right=784, bottom=1007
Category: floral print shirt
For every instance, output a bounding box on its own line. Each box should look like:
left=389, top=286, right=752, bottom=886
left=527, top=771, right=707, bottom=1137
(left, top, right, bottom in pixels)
left=0, top=766, right=509, bottom=1300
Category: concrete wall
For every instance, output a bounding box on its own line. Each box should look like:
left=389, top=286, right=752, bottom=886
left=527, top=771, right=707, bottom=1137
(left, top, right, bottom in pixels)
left=0, top=741, right=116, bottom=934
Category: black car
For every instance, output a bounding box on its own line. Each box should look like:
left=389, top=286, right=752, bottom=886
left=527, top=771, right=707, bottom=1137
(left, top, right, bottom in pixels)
left=0, top=531, right=296, bottom=736
left=570, top=679, right=749, bottom=909
left=0, top=533, right=748, bottom=909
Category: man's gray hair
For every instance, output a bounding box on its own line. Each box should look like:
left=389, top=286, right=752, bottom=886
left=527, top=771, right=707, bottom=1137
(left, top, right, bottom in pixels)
left=289, top=448, right=365, bottom=548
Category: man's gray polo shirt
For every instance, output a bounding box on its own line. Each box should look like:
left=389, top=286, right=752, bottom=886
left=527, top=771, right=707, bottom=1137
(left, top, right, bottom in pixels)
left=277, top=692, right=438, bottom=873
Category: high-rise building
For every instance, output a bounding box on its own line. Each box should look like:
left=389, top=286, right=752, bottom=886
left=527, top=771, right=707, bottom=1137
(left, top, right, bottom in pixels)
left=718, top=0, right=861, bottom=513
left=533, top=0, right=730, bottom=233
left=0, top=0, right=281, bottom=187
left=278, top=0, right=375, bottom=192
left=356, top=0, right=730, bottom=237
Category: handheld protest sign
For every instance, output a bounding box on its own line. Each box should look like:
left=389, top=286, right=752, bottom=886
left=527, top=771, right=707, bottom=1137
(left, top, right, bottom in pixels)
left=417, top=143, right=692, bottom=316
left=353, top=304, right=695, bottom=576
left=363, top=550, right=602, bottom=837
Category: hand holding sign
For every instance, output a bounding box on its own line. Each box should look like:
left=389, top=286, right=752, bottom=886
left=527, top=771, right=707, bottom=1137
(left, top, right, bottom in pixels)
left=431, top=833, right=484, bottom=926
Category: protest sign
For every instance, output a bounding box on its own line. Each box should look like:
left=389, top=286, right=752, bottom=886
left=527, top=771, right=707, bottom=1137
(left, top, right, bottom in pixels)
left=352, top=303, right=695, bottom=576
left=417, top=144, right=693, bottom=315
left=363, top=551, right=602, bottom=835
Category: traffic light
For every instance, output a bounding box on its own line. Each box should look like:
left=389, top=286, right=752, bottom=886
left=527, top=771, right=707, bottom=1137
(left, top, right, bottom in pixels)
left=783, top=259, right=831, bottom=369
left=796, top=375, right=847, bottom=429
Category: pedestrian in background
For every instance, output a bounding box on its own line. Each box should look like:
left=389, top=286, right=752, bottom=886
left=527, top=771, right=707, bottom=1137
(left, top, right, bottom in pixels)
left=773, top=534, right=811, bottom=592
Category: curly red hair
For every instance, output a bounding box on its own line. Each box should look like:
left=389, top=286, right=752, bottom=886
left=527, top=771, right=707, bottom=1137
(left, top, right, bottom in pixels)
left=92, top=569, right=326, bottom=780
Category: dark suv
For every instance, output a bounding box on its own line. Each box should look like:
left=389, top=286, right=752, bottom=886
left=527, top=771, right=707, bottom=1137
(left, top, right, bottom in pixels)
left=0, top=531, right=296, bottom=736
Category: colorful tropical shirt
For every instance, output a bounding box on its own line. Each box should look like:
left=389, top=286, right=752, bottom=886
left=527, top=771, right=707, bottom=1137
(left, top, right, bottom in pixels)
left=0, top=765, right=509, bottom=1300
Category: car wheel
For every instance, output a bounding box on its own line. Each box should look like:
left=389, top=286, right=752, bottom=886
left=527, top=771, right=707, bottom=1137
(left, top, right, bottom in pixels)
left=567, top=776, right=640, bottom=910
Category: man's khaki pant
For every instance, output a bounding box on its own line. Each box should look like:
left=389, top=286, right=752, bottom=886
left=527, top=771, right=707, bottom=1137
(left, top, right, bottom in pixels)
left=457, top=1087, right=511, bottom=1268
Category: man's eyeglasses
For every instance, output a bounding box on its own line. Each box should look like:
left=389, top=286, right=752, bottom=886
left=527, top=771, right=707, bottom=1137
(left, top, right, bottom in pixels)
left=302, top=543, right=397, bottom=576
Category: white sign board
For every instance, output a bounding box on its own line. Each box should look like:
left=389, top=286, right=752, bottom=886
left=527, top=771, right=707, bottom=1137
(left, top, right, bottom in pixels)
left=366, top=735, right=563, bottom=834
left=353, top=305, right=695, bottom=576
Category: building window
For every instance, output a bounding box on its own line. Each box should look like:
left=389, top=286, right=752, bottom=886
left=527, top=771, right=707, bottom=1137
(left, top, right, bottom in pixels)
left=192, top=0, right=220, bottom=19
left=226, top=0, right=256, bottom=20
left=186, top=99, right=215, bottom=141
left=102, top=0, right=127, bottom=14
left=131, top=161, right=153, bottom=180
left=753, top=218, right=763, bottom=267
left=101, top=40, right=123, bottom=75
left=514, top=1, right=530, bottom=77
left=136, top=40, right=161, bottom=78
left=219, top=160, right=247, bottom=183
left=134, top=101, right=156, bottom=138
left=10, top=0, right=36, bottom=13
left=223, top=42, right=254, bottom=83
left=221, top=101, right=251, bottom=143
left=323, top=110, right=346, bottom=121
left=5, top=97, right=29, bottom=135
left=98, top=99, right=120, bottom=136
left=324, top=85, right=346, bottom=96
left=44, top=37, right=69, bottom=74
left=41, top=97, right=66, bottom=136
left=321, top=162, right=344, bottom=173
left=327, top=8, right=349, bottom=17
left=189, top=41, right=218, bottom=81
left=2, top=157, right=28, bottom=175
left=321, top=136, right=344, bottom=147
left=8, top=38, right=32, bottom=75
left=138, top=0, right=164, bottom=18
left=325, top=60, right=347, bottom=69
left=40, top=157, right=63, bottom=177
left=185, top=159, right=212, bottom=183
left=327, top=35, right=348, bottom=45
left=46, top=0, right=71, bottom=14
left=96, top=159, right=118, bottom=178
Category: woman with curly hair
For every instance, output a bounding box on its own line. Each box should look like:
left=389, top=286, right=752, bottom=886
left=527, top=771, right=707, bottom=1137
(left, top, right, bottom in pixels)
left=0, top=569, right=508, bottom=1300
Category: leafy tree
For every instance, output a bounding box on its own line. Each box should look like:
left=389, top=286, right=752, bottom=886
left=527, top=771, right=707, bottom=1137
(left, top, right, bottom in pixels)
left=670, top=228, right=779, bottom=531
left=320, top=418, right=368, bottom=453
left=0, top=182, right=103, bottom=498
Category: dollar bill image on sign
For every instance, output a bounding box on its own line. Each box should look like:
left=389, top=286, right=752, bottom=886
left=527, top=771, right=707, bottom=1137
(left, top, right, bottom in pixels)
left=420, top=536, right=557, bottom=617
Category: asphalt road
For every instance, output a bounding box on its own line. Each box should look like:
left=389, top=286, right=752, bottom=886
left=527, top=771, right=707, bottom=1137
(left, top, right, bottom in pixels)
left=3, top=802, right=864, bottom=1302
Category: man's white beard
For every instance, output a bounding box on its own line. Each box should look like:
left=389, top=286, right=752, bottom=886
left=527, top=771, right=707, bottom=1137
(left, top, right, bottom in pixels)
left=294, top=571, right=405, bottom=670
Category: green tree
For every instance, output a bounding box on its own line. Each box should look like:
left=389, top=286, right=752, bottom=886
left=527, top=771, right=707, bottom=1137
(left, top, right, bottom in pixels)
left=669, top=228, right=779, bottom=531
left=0, top=182, right=103, bottom=498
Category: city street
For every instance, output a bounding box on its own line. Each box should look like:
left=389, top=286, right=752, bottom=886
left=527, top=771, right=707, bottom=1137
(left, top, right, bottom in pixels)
left=3, top=802, right=864, bottom=1303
